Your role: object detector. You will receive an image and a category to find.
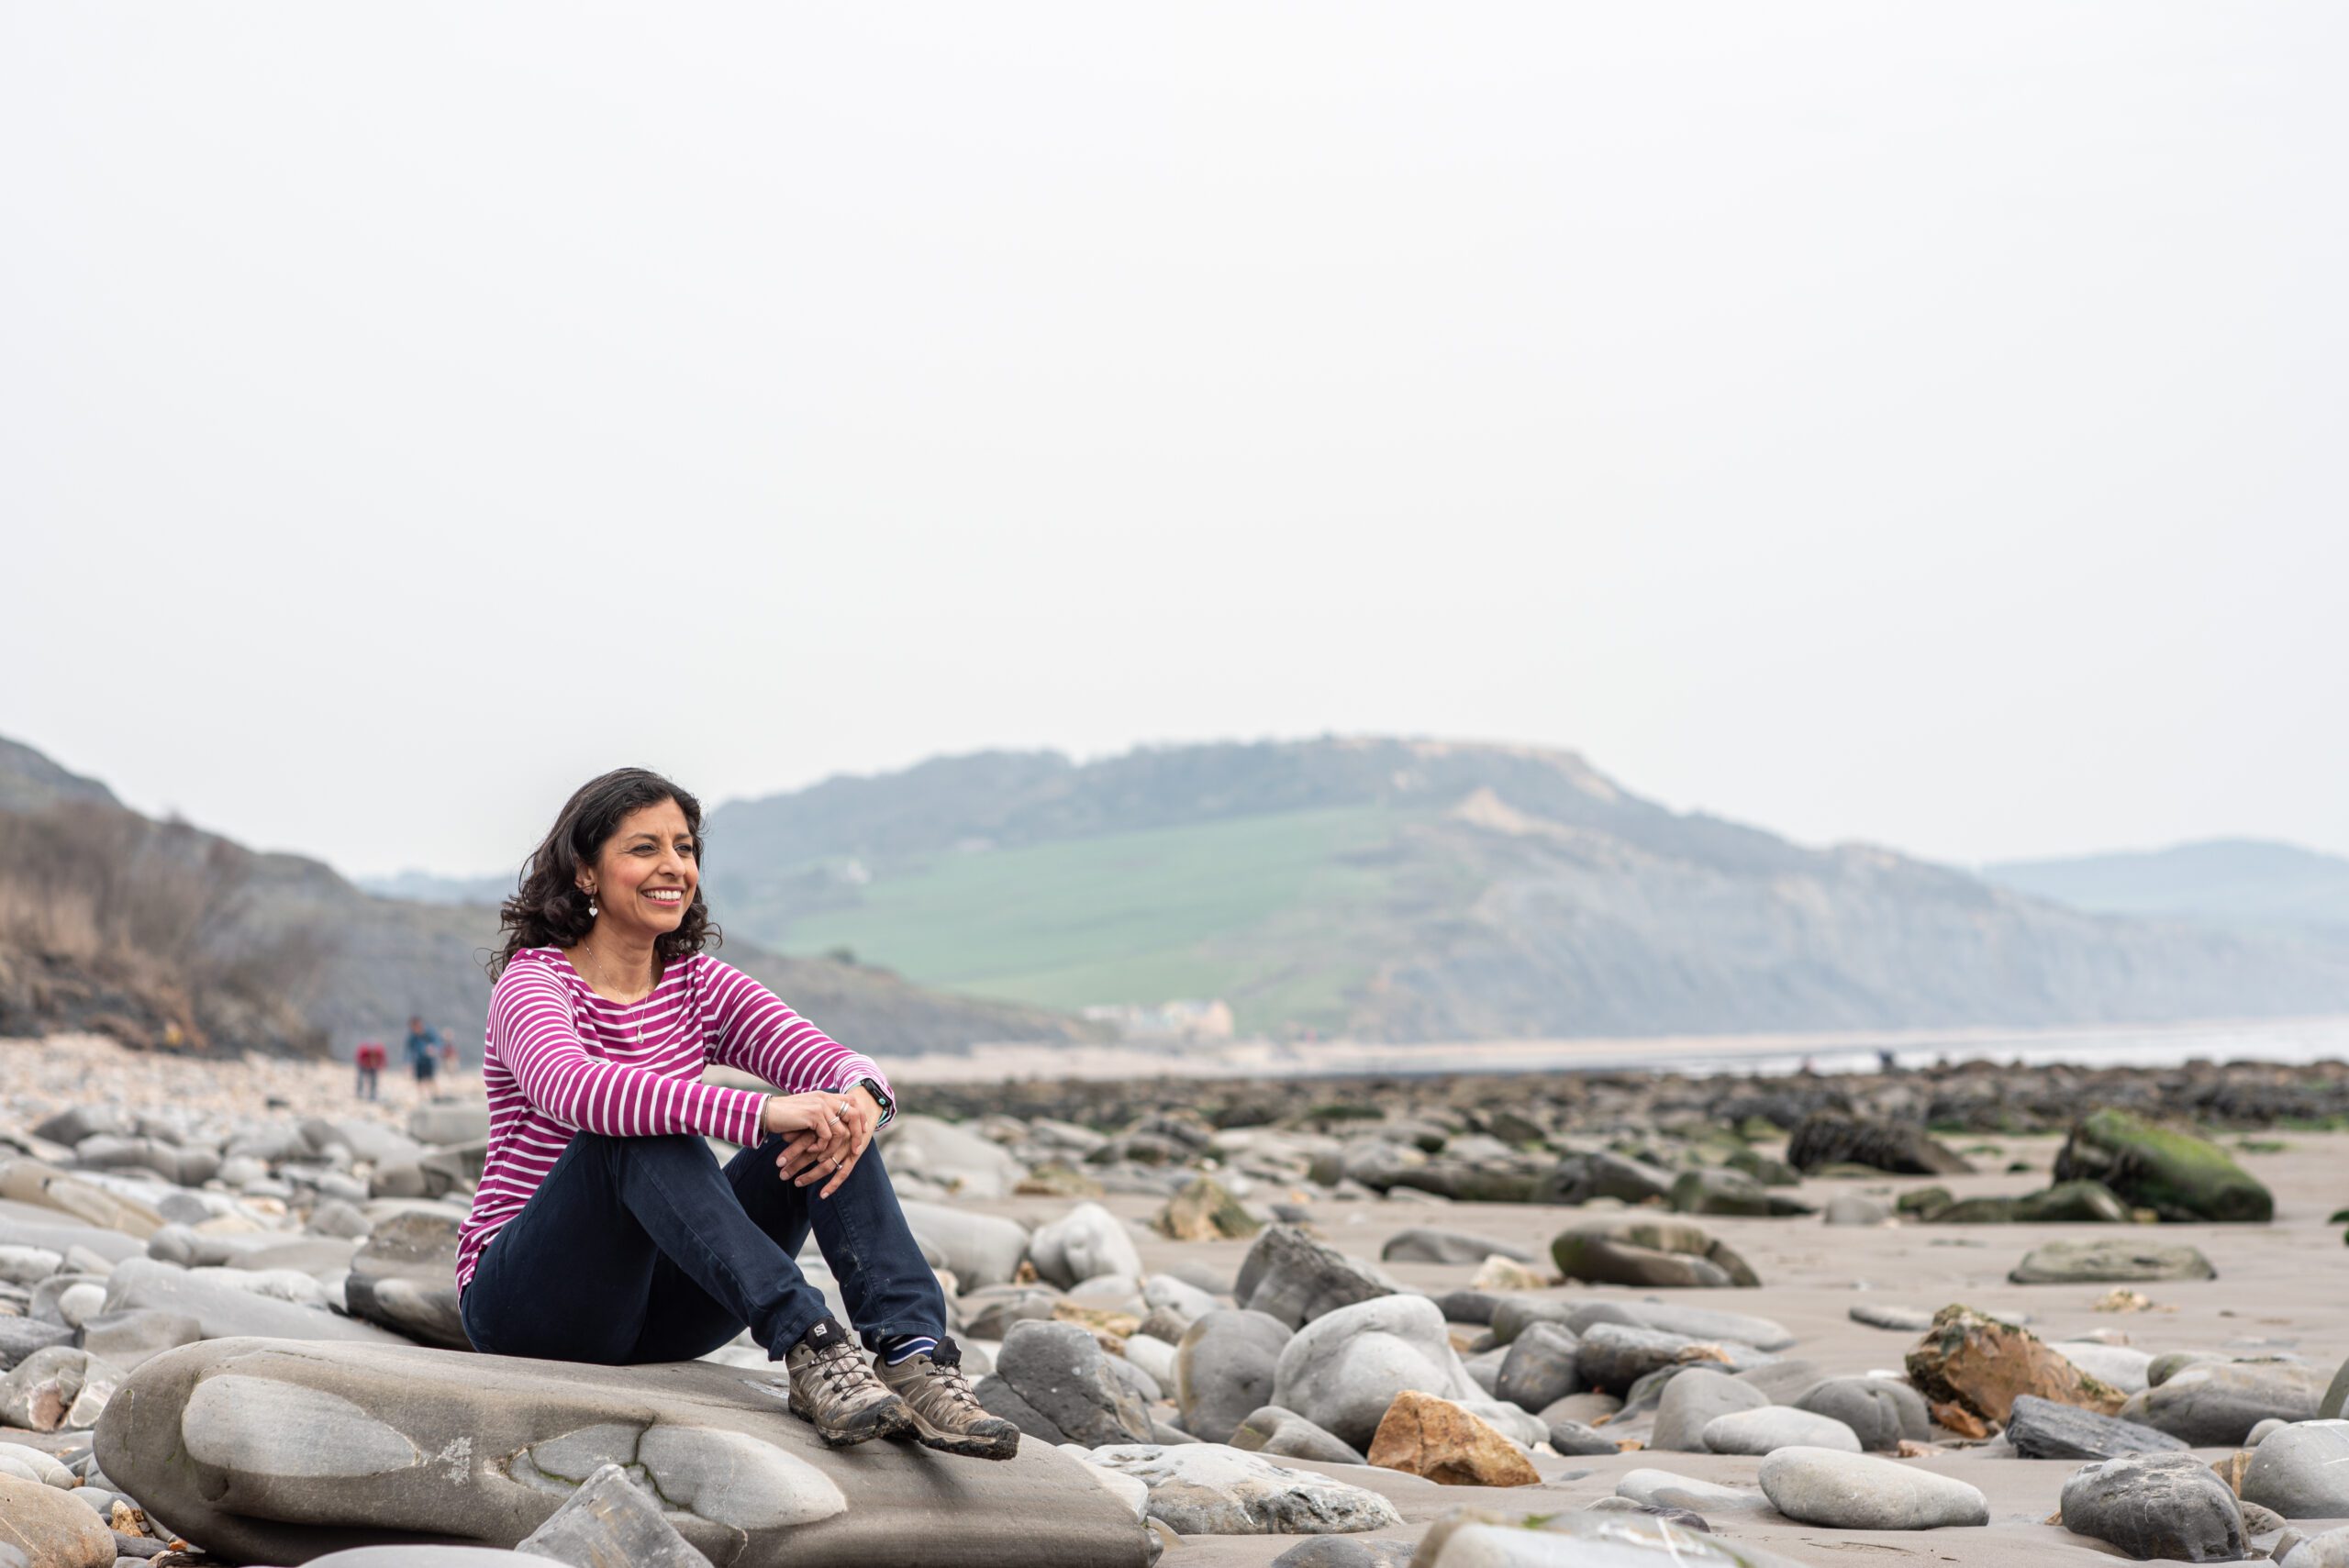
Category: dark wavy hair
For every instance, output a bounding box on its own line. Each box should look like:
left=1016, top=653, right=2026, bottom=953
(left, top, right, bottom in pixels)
left=488, top=768, right=719, bottom=981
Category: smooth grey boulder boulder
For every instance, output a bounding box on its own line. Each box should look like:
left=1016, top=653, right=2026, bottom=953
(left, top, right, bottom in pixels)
left=1758, top=1448, right=1988, bottom=1529
left=1230, top=1406, right=1365, bottom=1465
left=1268, top=1294, right=1482, bottom=1451
left=1143, top=1272, right=1223, bottom=1325
left=2004, top=1395, right=2187, bottom=1461
left=1427, top=1512, right=1819, bottom=1568
left=1434, top=1291, right=1498, bottom=1327
left=309, top=1199, right=375, bottom=1240
left=183, top=1263, right=332, bottom=1310
left=1494, top=1322, right=1581, bottom=1411
left=1174, top=1310, right=1294, bottom=1444
left=0, top=1212, right=144, bottom=1266
left=974, top=1373, right=1067, bottom=1443
left=0, top=1440, right=72, bottom=1486
left=1236, top=1226, right=1397, bottom=1329
left=1487, top=1298, right=1577, bottom=1347
left=2283, top=1527, right=2349, bottom=1566
left=1717, top=1357, right=1822, bottom=1408
left=878, top=1116, right=1023, bottom=1199
left=996, top=1320, right=1153, bottom=1447
left=1848, top=1304, right=1932, bottom=1332
left=313, top=1117, right=430, bottom=1167
left=1649, top=1368, right=1769, bottom=1452
left=1561, top=1301, right=1795, bottom=1354
left=2123, top=1361, right=2331, bottom=1446
left=1575, top=1324, right=1769, bottom=1396
left=1106, top=1352, right=1162, bottom=1406
left=896, top=1201, right=1028, bottom=1292
left=514, top=1460, right=712, bottom=1567
left=220, top=1121, right=310, bottom=1164
left=1793, top=1376, right=1930, bottom=1452
left=1702, top=1407, right=1861, bottom=1455
left=1378, top=1229, right=1536, bottom=1265
left=1547, top=1419, right=1620, bottom=1456
left=0, top=1243, right=61, bottom=1286
left=71, top=1134, right=220, bottom=1188
left=2060, top=1451, right=2246, bottom=1562
left=371, top=1161, right=431, bottom=1200
left=76, top=1310, right=203, bottom=1373
left=31, top=1106, right=134, bottom=1147
left=1125, top=1332, right=1179, bottom=1391
left=1029, top=1204, right=1144, bottom=1291
left=30, top=1272, right=107, bottom=1328
left=1082, top=1442, right=1403, bottom=1535
left=2245, top=1420, right=2349, bottom=1518
left=143, top=1229, right=357, bottom=1276
left=151, top=1192, right=242, bottom=1229
left=344, top=1210, right=467, bottom=1350
left=0, top=1316, right=76, bottom=1370
left=104, top=1257, right=411, bottom=1344
left=96, top=1336, right=1152, bottom=1566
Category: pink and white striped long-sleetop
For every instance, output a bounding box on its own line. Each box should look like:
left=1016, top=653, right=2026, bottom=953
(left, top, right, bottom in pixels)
left=453, top=947, right=890, bottom=1291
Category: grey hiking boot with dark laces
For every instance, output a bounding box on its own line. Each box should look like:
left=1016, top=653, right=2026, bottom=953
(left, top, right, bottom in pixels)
left=783, top=1318, right=914, bottom=1447
left=875, top=1338, right=1021, bottom=1460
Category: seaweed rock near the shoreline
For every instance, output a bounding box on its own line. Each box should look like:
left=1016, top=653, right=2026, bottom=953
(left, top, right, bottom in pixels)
left=1665, top=1168, right=1814, bottom=1218
left=2054, top=1108, right=2276, bottom=1223
left=1155, top=1175, right=1263, bottom=1241
left=1787, top=1112, right=1974, bottom=1176
left=1551, top=1218, right=1761, bottom=1290
left=900, top=1056, right=2349, bottom=1142
left=1914, top=1179, right=2132, bottom=1225
left=1534, top=1151, right=1674, bottom=1207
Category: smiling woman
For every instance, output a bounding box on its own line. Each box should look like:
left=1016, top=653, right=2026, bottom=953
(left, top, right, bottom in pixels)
left=459, top=767, right=1018, bottom=1460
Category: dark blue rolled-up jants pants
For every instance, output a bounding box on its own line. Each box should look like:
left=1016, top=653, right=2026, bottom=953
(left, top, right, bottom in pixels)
left=459, top=1131, right=945, bottom=1364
